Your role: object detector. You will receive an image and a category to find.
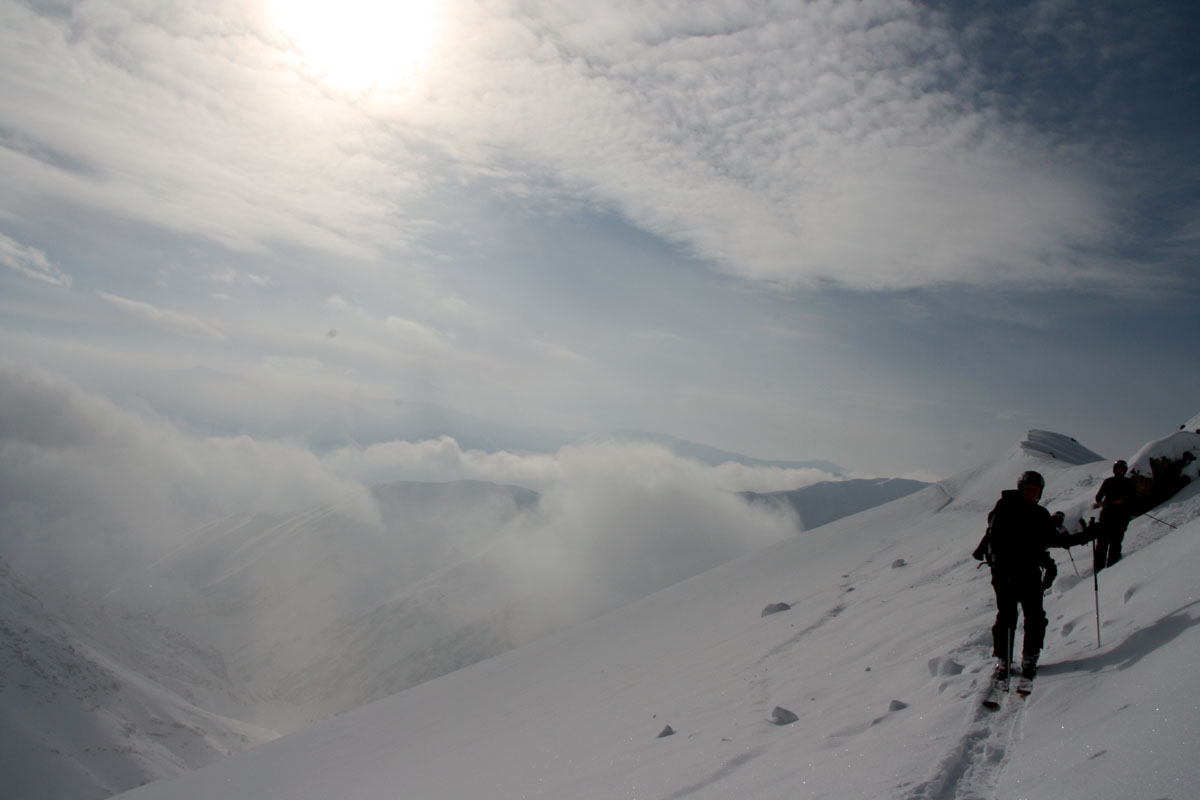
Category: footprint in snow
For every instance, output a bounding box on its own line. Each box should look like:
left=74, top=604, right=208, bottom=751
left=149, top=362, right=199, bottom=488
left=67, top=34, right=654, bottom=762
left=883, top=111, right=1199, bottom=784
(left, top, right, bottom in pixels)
left=927, top=657, right=965, bottom=677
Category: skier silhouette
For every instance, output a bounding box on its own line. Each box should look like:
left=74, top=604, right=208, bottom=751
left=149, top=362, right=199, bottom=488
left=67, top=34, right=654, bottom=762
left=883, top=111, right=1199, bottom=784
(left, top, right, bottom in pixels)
left=1092, top=459, right=1135, bottom=572
left=973, top=471, right=1085, bottom=684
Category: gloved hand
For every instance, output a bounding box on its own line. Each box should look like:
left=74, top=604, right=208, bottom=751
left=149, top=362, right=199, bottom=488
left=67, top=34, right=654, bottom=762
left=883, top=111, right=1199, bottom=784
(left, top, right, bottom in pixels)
left=1068, top=530, right=1095, bottom=547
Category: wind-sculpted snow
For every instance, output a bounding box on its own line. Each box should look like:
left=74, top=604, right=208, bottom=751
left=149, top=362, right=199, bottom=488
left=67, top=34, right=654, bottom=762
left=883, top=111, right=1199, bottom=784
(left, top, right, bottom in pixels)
left=1129, top=430, right=1200, bottom=480
left=1020, top=430, right=1104, bottom=466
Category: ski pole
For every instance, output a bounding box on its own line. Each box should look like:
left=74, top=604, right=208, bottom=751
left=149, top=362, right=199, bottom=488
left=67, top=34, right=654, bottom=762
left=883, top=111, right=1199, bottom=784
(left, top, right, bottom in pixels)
left=1091, top=540, right=1101, bottom=648
left=1065, top=547, right=1080, bottom=577
left=1141, top=512, right=1178, bottom=529
left=1006, top=623, right=1014, bottom=683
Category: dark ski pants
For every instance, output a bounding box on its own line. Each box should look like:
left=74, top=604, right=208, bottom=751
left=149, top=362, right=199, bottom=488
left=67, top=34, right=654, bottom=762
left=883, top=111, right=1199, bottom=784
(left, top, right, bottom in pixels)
left=1094, top=508, right=1131, bottom=572
left=990, top=572, right=1046, bottom=663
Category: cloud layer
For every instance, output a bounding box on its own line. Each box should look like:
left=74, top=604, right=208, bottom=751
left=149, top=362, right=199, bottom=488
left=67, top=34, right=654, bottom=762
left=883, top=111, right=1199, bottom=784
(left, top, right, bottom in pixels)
left=2, top=0, right=1182, bottom=292
left=0, top=360, right=378, bottom=589
left=0, top=361, right=809, bottom=612
left=1, top=0, right=1196, bottom=481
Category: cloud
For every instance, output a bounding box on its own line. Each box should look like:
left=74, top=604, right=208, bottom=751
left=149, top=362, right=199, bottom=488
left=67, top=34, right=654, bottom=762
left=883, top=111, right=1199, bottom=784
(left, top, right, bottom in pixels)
left=322, top=433, right=840, bottom=492
left=0, top=1, right=432, bottom=261
left=531, top=338, right=588, bottom=362
left=322, top=436, right=559, bottom=488
left=317, top=435, right=840, bottom=637
left=0, top=0, right=1192, bottom=487
left=2, top=0, right=1177, bottom=298
left=323, top=436, right=811, bottom=641
left=0, top=359, right=379, bottom=592
left=96, top=290, right=228, bottom=341
left=485, top=440, right=800, bottom=637
left=0, top=358, right=816, bottom=652
left=326, top=295, right=447, bottom=345
left=394, top=0, right=1135, bottom=291
left=384, top=314, right=452, bottom=351
left=0, top=232, right=72, bottom=287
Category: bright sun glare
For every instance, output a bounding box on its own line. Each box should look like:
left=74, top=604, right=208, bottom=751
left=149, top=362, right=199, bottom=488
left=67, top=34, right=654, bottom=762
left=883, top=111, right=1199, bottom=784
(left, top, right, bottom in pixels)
left=270, top=0, right=439, bottom=90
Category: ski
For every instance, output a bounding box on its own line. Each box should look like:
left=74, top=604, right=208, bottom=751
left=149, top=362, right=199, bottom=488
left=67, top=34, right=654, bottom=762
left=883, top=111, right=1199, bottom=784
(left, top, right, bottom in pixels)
left=981, top=675, right=1008, bottom=710
left=1014, top=675, right=1033, bottom=697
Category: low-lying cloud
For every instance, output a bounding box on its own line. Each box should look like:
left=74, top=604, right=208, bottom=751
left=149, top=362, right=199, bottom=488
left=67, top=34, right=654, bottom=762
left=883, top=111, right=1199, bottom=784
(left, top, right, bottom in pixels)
left=0, top=359, right=378, bottom=590
left=0, top=359, right=815, bottom=716
left=0, top=359, right=810, bottom=619
left=322, top=434, right=836, bottom=494
left=486, top=441, right=801, bottom=639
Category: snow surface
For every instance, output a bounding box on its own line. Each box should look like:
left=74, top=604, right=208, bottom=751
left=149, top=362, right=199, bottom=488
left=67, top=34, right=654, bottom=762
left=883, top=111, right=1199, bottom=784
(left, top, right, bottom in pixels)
left=1129, top=430, right=1200, bottom=481
left=113, top=427, right=1200, bottom=800
left=0, top=557, right=275, bottom=800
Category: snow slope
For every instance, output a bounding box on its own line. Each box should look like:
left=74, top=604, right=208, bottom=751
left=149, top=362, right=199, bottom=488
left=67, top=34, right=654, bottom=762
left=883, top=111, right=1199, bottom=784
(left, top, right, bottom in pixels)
left=113, top=427, right=1200, bottom=800
left=0, top=557, right=274, bottom=800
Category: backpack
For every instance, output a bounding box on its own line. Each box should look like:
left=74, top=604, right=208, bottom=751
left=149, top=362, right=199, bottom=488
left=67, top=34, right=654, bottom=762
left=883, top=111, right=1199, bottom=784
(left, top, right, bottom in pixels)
left=971, top=505, right=1000, bottom=565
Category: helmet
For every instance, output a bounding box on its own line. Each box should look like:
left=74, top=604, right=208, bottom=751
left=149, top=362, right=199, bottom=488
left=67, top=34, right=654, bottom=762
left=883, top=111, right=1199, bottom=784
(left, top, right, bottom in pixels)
left=1018, top=470, right=1045, bottom=489
left=1113, top=459, right=1128, bottom=472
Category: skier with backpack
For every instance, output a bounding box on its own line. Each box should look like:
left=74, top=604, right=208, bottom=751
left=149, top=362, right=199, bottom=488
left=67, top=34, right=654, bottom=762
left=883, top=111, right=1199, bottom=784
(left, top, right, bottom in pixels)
left=972, top=470, right=1089, bottom=702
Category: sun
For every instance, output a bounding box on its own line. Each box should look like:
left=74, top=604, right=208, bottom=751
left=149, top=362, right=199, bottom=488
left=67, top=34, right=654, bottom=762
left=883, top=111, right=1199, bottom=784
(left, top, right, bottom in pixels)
left=269, top=0, right=440, bottom=91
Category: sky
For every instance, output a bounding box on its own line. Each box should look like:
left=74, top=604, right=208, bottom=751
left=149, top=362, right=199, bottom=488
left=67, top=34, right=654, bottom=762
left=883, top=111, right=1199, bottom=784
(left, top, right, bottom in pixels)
left=1, top=0, right=1198, bottom=479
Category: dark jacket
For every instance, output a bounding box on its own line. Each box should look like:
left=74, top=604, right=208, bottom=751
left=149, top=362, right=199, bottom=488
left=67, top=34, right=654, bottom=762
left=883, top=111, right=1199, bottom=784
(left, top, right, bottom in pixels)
left=1096, top=475, right=1136, bottom=516
left=973, top=490, right=1075, bottom=580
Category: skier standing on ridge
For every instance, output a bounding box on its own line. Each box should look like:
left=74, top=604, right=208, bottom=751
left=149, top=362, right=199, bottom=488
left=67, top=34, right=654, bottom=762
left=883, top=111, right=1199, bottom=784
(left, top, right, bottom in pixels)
left=973, top=470, right=1085, bottom=696
left=1093, top=459, right=1136, bottom=572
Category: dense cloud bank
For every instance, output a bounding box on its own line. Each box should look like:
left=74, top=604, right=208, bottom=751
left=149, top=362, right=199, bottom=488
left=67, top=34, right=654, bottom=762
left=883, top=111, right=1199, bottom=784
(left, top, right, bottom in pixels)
left=0, top=360, right=378, bottom=591
left=0, top=360, right=810, bottom=633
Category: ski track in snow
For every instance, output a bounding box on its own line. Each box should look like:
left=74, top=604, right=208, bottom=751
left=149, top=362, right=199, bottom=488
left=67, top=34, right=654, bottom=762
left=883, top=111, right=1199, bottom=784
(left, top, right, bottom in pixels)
left=901, top=487, right=1200, bottom=800
left=904, top=678, right=1026, bottom=800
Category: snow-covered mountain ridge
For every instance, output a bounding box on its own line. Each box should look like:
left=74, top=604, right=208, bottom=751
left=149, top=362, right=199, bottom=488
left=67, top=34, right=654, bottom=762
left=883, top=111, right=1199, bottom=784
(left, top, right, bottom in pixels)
left=112, top=422, right=1200, bottom=800
left=1017, top=429, right=1104, bottom=465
